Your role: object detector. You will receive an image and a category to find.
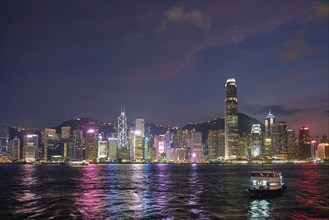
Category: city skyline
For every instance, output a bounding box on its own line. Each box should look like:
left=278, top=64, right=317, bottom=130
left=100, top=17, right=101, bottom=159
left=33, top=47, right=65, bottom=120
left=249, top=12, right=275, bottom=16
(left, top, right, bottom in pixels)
left=0, top=1, right=328, bottom=137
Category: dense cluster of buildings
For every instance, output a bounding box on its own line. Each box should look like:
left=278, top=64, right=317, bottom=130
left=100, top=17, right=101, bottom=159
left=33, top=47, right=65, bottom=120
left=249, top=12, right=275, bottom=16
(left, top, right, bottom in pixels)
left=0, top=78, right=328, bottom=163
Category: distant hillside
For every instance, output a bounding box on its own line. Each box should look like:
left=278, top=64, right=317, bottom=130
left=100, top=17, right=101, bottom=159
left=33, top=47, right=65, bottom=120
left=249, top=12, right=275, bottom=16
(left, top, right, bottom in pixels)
left=183, top=113, right=264, bottom=142
left=9, top=113, right=264, bottom=144
left=55, top=118, right=115, bottom=135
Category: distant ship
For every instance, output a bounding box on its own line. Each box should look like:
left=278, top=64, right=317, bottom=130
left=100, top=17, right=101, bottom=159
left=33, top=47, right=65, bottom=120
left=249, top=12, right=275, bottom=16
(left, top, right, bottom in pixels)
left=65, top=159, right=89, bottom=167
left=248, top=170, right=287, bottom=198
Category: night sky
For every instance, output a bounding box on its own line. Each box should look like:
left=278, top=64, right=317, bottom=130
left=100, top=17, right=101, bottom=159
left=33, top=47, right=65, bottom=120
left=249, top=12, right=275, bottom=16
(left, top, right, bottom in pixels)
left=0, top=1, right=328, bottom=137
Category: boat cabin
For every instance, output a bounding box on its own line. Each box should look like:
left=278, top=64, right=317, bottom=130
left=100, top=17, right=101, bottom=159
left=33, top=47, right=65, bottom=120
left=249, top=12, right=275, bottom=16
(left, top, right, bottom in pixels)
left=250, top=171, right=283, bottom=190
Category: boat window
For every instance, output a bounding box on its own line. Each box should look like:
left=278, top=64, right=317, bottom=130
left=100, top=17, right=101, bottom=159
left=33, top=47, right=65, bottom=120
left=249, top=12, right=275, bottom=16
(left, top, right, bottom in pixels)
left=252, top=172, right=281, bottom=177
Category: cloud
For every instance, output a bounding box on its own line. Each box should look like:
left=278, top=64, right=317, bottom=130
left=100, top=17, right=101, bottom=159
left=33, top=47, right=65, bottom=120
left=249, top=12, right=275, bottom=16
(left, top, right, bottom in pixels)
left=277, top=30, right=315, bottom=62
left=308, top=2, right=329, bottom=21
left=138, top=12, right=154, bottom=22
left=127, top=32, right=142, bottom=41
left=160, top=6, right=211, bottom=31
left=245, top=105, right=302, bottom=116
left=230, top=25, right=245, bottom=43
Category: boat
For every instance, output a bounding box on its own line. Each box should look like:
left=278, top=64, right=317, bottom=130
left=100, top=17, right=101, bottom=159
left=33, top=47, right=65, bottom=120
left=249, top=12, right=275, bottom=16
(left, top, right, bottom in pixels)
left=248, top=170, right=287, bottom=198
left=65, top=160, right=89, bottom=167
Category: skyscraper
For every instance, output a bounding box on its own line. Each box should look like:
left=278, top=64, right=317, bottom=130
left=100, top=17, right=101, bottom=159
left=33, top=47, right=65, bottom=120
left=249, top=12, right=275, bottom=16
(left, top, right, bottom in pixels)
left=272, top=121, right=288, bottom=155
left=41, top=128, right=57, bottom=160
left=250, top=124, right=262, bottom=157
left=10, top=137, right=20, bottom=161
left=23, top=134, right=38, bottom=162
left=73, top=129, right=84, bottom=159
left=287, top=128, right=298, bottom=159
left=97, top=140, right=108, bottom=162
left=0, top=123, right=9, bottom=153
left=208, top=130, right=219, bottom=161
left=85, top=129, right=97, bottom=162
left=108, top=134, right=118, bottom=162
left=224, top=78, right=239, bottom=160
left=117, top=109, right=128, bottom=149
left=61, top=126, right=71, bottom=139
left=298, top=126, right=311, bottom=160
left=134, top=119, right=144, bottom=161
left=117, top=109, right=129, bottom=160
left=264, top=109, right=275, bottom=156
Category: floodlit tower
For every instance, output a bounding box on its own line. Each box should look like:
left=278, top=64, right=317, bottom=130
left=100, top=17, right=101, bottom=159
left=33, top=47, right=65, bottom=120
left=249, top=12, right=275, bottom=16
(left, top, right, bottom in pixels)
left=224, top=78, right=239, bottom=160
left=251, top=124, right=262, bottom=157
left=264, top=109, right=275, bottom=156
left=117, top=109, right=129, bottom=149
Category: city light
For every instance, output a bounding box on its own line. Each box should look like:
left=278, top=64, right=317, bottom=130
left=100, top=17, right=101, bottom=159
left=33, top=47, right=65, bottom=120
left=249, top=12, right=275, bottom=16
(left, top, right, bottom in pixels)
left=134, top=130, right=141, bottom=136
left=26, top=134, right=35, bottom=138
left=87, top=129, right=95, bottom=133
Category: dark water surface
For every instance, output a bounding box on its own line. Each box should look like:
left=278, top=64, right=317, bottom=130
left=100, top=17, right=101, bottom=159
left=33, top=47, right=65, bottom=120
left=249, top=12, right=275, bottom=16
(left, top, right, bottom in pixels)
left=0, top=163, right=328, bottom=219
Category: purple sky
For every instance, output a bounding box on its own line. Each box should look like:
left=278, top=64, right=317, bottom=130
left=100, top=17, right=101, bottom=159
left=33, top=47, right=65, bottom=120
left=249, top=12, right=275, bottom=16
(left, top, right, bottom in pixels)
left=0, top=0, right=328, bottom=137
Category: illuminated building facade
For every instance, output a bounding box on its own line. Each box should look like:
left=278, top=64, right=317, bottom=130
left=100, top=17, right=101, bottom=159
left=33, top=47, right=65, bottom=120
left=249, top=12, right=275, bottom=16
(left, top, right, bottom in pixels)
left=250, top=124, right=262, bottom=157
left=143, top=136, right=150, bottom=160
left=181, top=130, right=191, bottom=149
left=118, top=109, right=128, bottom=149
left=0, top=123, right=9, bottom=153
left=61, top=126, right=71, bottom=139
left=317, top=143, right=329, bottom=159
left=208, top=130, right=219, bottom=160
left=73, top=129, right=84, bottom=159
left=218, top=129, right=225, bottom=159
left=272, top=121, right=288, bottom=155
left=23, top=134, right=38, bottom=162
left=298, top=126, right=311, bottom=160
left=108, top=134, right=118, bottom=161
left=264, top=110, right=275, bottom=156
left=10, top=137, right=20, bottom=161
left=41, top=128, right=57, bottom=160
left=134, top=119, right=144, bottom=161
left=224, top=78, right=239, bottom=160
left=287, top=129, right=298, bottom=159
left=239, top=133, right=250, bottom=158
left=97, top=141, right=108, bottom=162
left=85, top=129, right=97, bottom=162
left=154, top=135, right=166, bottom=160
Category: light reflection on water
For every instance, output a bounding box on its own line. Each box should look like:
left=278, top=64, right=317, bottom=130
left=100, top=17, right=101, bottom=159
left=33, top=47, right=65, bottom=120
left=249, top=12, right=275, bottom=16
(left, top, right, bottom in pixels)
left=13, top=164, right=42, bottom=217
left=73, top=164, right=107, bottom=219
left=248, top=199, right=270, bottom=218
left=188, top=164, right=207, bottom=219
left=0, top=163, right=329, bottom=219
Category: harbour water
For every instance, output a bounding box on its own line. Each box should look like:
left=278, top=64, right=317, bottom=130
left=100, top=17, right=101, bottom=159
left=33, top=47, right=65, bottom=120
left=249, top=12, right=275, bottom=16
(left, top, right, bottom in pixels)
left=0, top=163, right=328, bottom=219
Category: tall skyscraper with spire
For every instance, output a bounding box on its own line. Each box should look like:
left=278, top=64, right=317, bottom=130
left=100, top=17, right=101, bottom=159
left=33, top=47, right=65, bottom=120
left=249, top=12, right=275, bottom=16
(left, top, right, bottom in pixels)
left=264, top=109, right=275, bottom=156
left=224, top=78, right=239, bottom=160
left=117, top=108, right=129, bottom=149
